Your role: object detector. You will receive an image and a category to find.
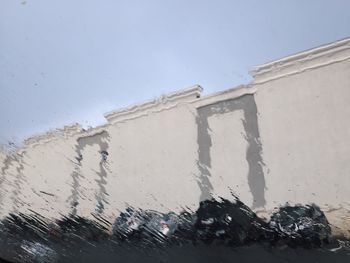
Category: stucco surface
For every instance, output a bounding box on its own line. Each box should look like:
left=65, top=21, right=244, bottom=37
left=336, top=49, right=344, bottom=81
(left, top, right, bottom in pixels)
left=254, top=58, right=350, bottom=235
left=103, top=103, right=201, bottom=216
left=1, top=38, right=350, bottom=236
left=207, top=110, right=251, bottom=204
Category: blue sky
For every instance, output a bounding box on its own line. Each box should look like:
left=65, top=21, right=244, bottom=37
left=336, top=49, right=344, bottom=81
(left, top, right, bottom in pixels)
left=1, top=0, right=350, bottom=144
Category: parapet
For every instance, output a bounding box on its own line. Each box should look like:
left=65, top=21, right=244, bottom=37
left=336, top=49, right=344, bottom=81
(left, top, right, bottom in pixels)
left=251, top=37, right=350, bottom=84
left=104, top=85, right=202, bottom=124
left=23, top=123, right=84, bottom=148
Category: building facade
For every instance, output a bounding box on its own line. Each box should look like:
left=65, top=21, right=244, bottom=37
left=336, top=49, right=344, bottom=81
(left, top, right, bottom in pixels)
left=1, top=38, right=350, bottom=237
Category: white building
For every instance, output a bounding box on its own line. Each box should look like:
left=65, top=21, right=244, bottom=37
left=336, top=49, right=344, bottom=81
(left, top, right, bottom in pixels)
left=1, top=38, right=350, bottom=237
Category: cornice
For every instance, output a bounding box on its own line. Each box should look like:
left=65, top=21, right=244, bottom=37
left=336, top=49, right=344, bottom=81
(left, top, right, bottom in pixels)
left=104, top=85, right=202, bottom=124
left=23, top=123, right=83, bottom=148
left=192, top=85, right=256, bottom=108
left=251, top=38, right=350, bottom=85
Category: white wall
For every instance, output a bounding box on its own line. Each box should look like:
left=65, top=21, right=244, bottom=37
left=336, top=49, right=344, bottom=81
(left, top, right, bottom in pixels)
left=253, top=47, right=350, bottom=236
left=1, top=38, right=349, bottom=236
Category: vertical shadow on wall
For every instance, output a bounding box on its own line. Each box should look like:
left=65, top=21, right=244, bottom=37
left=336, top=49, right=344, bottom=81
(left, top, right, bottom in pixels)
left=68, top=131, right=110, bottom=216
left=196, top=94, right=266, bottom=208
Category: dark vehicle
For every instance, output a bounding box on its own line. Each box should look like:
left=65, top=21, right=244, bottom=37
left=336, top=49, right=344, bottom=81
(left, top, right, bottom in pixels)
left=269, top=204, right=331, bottom=247
left=194, top=198, right=274, bottom=245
